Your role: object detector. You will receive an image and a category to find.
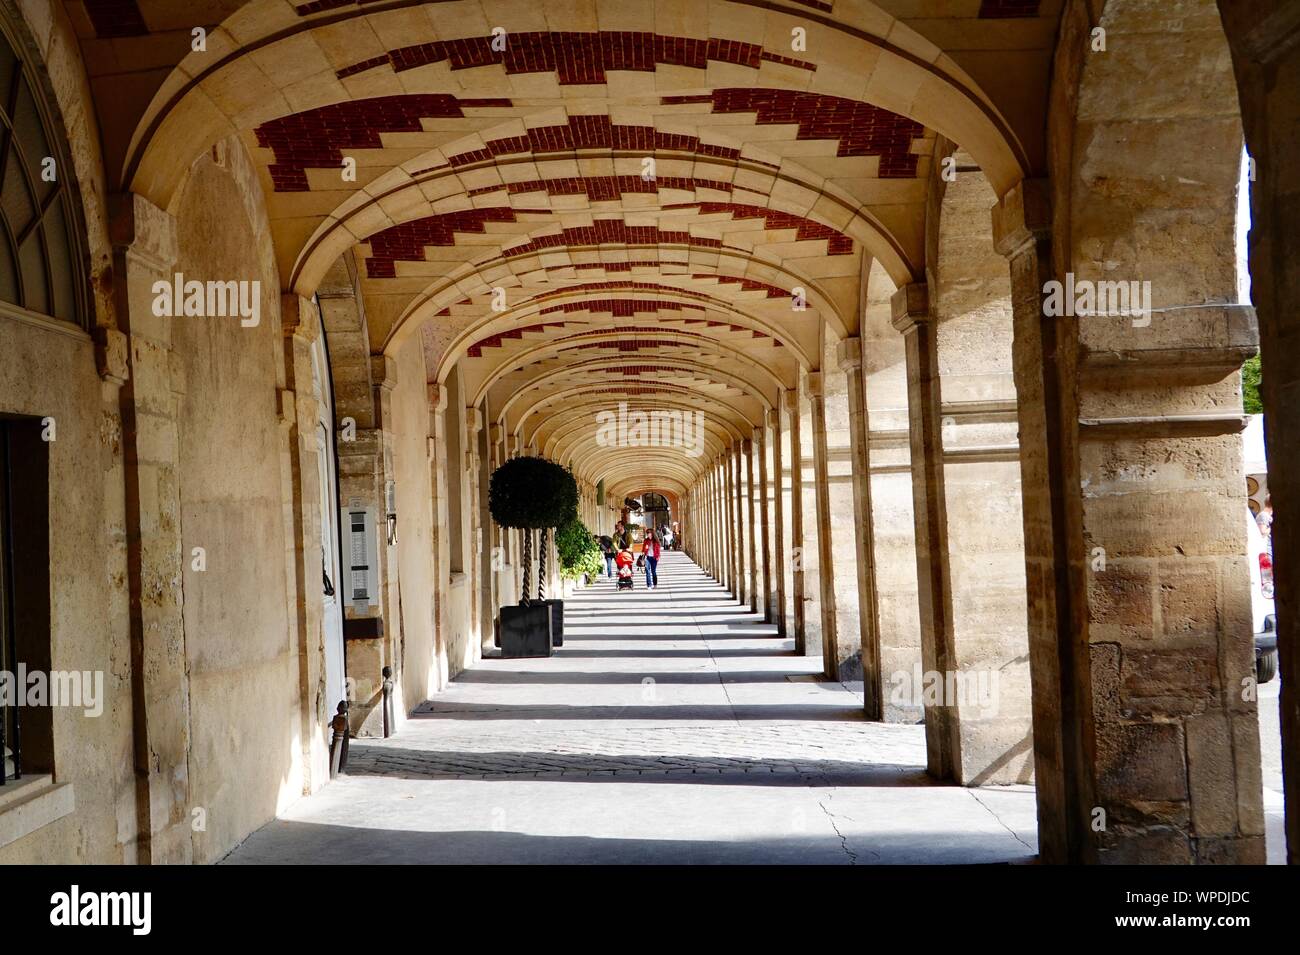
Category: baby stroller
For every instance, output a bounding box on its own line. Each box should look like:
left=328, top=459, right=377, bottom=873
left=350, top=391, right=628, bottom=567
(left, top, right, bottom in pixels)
left=615, top=548, right=635, bottom=591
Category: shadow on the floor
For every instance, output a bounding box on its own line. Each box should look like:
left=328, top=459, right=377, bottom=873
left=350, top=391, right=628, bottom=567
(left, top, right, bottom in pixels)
left=410, top=701, right=868, bottom=721
left=554, top=631, right=780, bottom=642
left=453, top=669, right=812, bottom=685
left=553, top=647, right=797, bottom=658
left=222, top=820, right=1036, bottom=865
left=344, top=746, right=930, bottom=785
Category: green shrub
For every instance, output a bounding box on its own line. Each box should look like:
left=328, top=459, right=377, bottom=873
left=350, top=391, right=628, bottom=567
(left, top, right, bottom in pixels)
left=557, top=516, right=603, bottom=581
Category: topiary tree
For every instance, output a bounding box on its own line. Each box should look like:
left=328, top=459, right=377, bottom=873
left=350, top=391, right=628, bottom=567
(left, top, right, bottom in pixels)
left=488, top=456, right=578, bottom=604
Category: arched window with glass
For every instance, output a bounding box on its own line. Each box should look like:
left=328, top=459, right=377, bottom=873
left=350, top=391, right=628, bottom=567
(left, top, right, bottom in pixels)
left=0, top=17, right=87, bottom=329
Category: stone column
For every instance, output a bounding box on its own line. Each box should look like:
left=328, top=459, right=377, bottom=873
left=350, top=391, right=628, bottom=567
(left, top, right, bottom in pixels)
left=110, top=192, right=192, bottom=864
left=705, top=467, right=716, bottom=579
left=719, top=457, right=728, bottom=585
left=707, top=467, right=717, bottom=579
left=281, top=294, right=332, bottom=791
left=784, top=388, right=808, bottom=654
left=861, top=263, right=923, bottom=723
left=754, top=424, right=773, bottom=626
left=724, top=447, right=738, bottom=597
left=993, top=177, right=1263, bottom=863
left=427, top=382, right=449, bottom=689
left=768, top=407, right=788, bottom=638
left=748, top=441, right=759, bottom=613
left=892, top=278, right=1033, bottom=784
left=807, top=372, right=841, bottom=679
left=893, top=284, right=959, bottom=780
left=736, top=441, right=753, bottom=609
left=838, top=338, right=884, bottom=717
left=466, top=407, right=486, bottom=655
left=1220, top=0, right=1300, bottom=864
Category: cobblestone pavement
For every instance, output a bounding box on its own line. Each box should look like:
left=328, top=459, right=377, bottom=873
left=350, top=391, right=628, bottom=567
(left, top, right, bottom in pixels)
left=225, top=552, right=1038, bottom=864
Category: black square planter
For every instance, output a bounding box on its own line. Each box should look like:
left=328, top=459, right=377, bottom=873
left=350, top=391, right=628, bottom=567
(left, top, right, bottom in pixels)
left=540, top=598, right=564, bottom=647
left=498, top=603, right=553, bottom=658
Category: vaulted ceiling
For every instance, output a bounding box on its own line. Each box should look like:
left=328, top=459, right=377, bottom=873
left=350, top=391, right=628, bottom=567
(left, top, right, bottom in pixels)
left=70, top=0, right=1059, bottom=498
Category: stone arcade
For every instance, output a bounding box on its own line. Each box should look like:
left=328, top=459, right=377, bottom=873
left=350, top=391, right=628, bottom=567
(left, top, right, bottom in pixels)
left=0, top=0, right=1294, bottom=866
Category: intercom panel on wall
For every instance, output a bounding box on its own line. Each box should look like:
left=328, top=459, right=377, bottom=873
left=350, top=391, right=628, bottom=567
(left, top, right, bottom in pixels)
left=344, top=499, right=377, bottom=614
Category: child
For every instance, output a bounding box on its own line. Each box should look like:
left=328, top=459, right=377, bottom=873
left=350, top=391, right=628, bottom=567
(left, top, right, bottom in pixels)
left=615, top=547, right=635, bottom=590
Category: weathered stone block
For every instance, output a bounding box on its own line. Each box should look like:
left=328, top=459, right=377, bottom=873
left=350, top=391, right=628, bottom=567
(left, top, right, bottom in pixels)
left=1095, top=721, right=1188, bottom=803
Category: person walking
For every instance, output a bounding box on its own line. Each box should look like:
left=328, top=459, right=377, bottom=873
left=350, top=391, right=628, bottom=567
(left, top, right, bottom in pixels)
left=598, top=533, right=616, bottom=578
left=642, top=528, right=662, bottom=589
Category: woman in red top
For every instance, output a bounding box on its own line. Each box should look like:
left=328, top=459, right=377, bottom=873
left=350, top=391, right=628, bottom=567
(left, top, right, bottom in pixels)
left=642, top=530, right=662, bottom=589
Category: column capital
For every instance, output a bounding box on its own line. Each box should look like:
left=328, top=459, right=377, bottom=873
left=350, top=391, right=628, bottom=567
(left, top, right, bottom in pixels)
left=281, top=293, right=321, bottom=343
left=427, top=382, right=447, bottom=413
left=890, top=283, right=931, bottom=334
left=110, top=191, right=177, bottom=271
left=991, top=178, right=1052, bottom=258
left=489, top=423, right=503, bottom=443
left=766, top=407, right=780, bottom=428
left=782, top=388, right=800, bottom=412
left=742, top=438, right=753, bottom=454
left=803, top=371, right=823, bottom=398
left=835, top=336, right=863, bottom=371
left=753, top=424, right=765, bottom=443
left=370, top=354, right=397, bottom=391
left=466, top=406, right=483, bottom=434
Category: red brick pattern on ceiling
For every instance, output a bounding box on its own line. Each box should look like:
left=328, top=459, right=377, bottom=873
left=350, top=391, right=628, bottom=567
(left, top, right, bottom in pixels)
left=531, top=265, right=792, bottom=305
left=700, top=275, right=791, bottom=299
left=254, top=95, right=513, bottom=191
left=83, top=0, right=148, bottom=37
left=528, top=280, right=778, bottom=308
left=295, top=0, right=365, bottom=13
left=664, top=202, right=853, bottom=254
left=978, top=0, right=1041, bottom=16
left=563, top=338, right=698, bottom=353
left=447, top=115, right=742, bottom=167
left=365, top=208, right=540, bottom=278
left=468, top=175, right=738, bottom=202
left=499, top=222, right=722, bottom=259
left=573, top=383, right=679, bottom=397
left=661, top=89, right=923, bottom=177
left=566, top=261, right=687, bottom=273
left=467, top=323, right=566, bottom=357
left=539, top=300, right=706, bottom=317
left=338, top=32, right=816, bottom=81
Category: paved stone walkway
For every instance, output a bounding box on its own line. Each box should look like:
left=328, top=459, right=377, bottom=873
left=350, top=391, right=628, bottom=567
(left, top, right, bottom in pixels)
left=224, top=552, right=1038, bottom=864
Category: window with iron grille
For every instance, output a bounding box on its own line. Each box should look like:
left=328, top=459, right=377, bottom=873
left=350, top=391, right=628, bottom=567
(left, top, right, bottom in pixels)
left=0, top=14, right=88, bottom=329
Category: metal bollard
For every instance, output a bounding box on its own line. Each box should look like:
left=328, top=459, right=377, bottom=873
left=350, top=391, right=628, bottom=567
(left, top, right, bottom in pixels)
left=329, top=700, right=350, bottom=778
left=381, top=666, right=395, bottom=738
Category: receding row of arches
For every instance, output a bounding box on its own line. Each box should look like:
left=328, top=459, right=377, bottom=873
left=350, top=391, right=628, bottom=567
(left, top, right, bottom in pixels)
left=0, top=0, right=1293, bottom=866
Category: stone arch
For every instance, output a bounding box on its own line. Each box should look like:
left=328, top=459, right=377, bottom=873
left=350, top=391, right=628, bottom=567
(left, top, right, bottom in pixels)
left=119, top=0, right=1031, bottom=209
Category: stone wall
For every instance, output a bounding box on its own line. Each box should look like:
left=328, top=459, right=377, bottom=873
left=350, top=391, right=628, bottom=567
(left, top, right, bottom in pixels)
left=169, top=144, right=303, bottom=863
left=389, top=334, right=441, bottom=710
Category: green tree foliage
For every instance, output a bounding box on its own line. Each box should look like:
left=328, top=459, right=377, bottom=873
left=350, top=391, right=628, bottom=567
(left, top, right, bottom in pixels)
left=556, top=516, right=603, bottom=581
left=1243, top=353, right=1263, bottom=415
left=488, top=456, right=579, bottom=529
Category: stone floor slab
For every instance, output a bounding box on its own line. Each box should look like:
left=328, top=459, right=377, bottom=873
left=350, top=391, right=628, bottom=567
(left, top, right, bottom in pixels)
left=224, top=553, right=1039, bottom=865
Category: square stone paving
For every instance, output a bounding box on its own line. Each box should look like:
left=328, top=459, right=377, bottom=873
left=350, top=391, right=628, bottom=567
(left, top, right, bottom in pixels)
left=224, top=552, right=1039, bottom=865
